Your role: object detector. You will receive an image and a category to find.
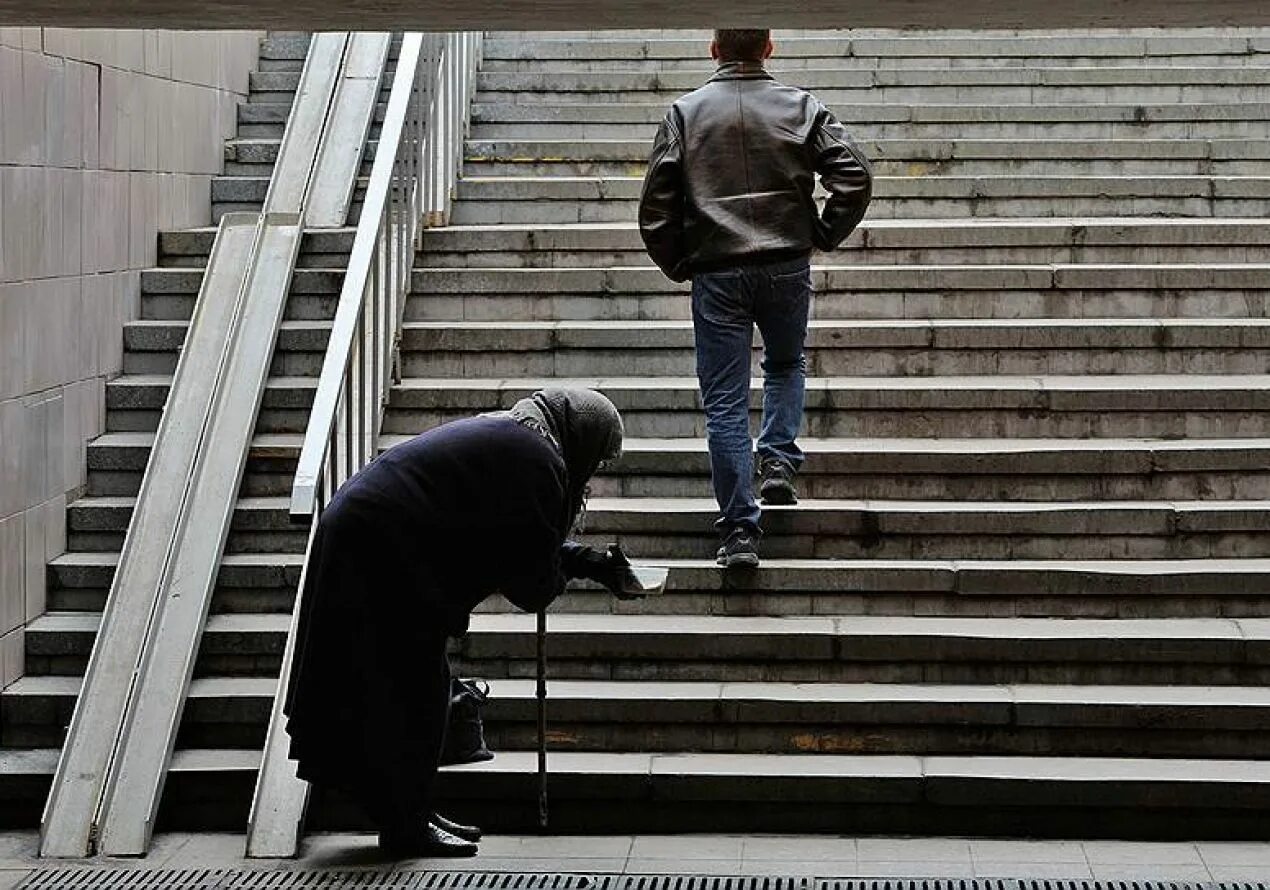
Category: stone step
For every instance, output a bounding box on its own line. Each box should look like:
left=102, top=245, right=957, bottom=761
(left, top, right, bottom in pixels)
left=453, top=612, right=1270, bottom=685
left=210, top=175, right=368, bottom=207
left=221, top=138, right=379, bottom=180
left=7, top=746, right=1270, bottom=836
left=237, top=98, right=387, bottom=129
left=485, top=28, right=1264, bottom=37
left=235, top=118, right=386, bottom=141
left=136, top=261, right=1270, bottom=300
left=258, top=33, right=312, bottom=60
left=140, top=291, right=339, bottom=323
left=208, top=182, right=368, bottom=223
left=60, top=491, right=1270, bottom=560
left=23, top=610, right=1270, bottom=685
left=85, top=432, right=303, bottom=498
left=465, top=136, right=1270, bottom=164
left=65, top=496, right=304, bottom=555
left=452, top=174, right=1270, bottom=203
left=478, top=85, right=1270, bottom=110
left=448, top=175, right=1269, bottom=223
left=122, top=319, right=329, bottom=375
left=384, top=375, right=1270, bottom=438
left=372, top=433, right=1270, bottom=504
left=468, top=119, right=1270, bottom=142
left=157, top=226, right=356, bottom=268
left=256, top=59, right=304, bottom=73
left=141, top=266, right=344, bottom=297
left=153, top=219, right=1270, bottom=272
left=8, top=673, right=1270, bottom=758
left=424, top=218, right=1270, bottom=246
left=247, top=70, right=395, bottom=96
left=480, top=34, right=1270, bottom=62
left=45, top=551, right=301, bottom=614
left=236, top=104, right=290, bottom=127
left=91, top=426, right=1270, bottom=504
left=257, top=32, right=400, bottom=62
left=482, top=52, right=1270, bottom=74
left=408, top=286, right=1270, bottom=325
left=476, top=64, right=1270, bottom=94
left=48, top=538, right=1270, bottom=621
left=222, top=137, right=289, bottom=166
left=124, top=314, right=1270, bottom=377
left=408, top=262, right=1270, bottom=295
left=0, top=747, right=259, bottom=831
left=581, top=497, right=1270, bottom=560
left=105, top=374, right=314, bottom=435
left=0, top=674, right=279, bottom=749
left=397, top=318, right=1270, bottom=377
left=472, top=100, right=1270, bottom=126
left=464, top=157, right=1270, bottom=180
left=22, top=611, right=287, bottom=680
left=222, top=156, right=374, bottom=181
left=419, top=219, right=1270, bottom=267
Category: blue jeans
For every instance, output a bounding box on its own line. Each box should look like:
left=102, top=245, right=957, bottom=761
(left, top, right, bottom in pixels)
left=691, top=257, right=812, bottom=533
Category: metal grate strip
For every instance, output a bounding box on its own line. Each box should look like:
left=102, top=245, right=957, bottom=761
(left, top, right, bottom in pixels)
left=611, top=879, right=810, bottom=890
left=17, top=874, right=1270, bottom=890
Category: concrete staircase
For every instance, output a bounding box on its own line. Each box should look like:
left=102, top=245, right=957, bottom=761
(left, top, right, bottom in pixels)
left=418, top=29, right=1270, bottom=839
left=6, top=27, right=1270, bottom=842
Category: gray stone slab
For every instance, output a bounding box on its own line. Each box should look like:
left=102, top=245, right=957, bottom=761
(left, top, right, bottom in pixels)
left=649, top=753, right=925, bottom=804
left=924, top=755, right=1270, bottom=808
left=1082, top=839, right=1205, bottom=865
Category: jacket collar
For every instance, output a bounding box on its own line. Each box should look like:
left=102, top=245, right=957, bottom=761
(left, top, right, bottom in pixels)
left=708, top=60, right=774, bottom=82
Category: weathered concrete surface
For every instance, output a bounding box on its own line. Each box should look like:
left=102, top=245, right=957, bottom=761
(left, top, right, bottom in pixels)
left=2, top=0, right=1270, bottom=30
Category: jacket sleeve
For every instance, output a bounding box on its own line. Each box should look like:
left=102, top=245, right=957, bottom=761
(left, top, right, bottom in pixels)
left=560, top=541, right=596, bottom=579
left=638, top=113, right=690, bottom=283
left=810, top=103, right=873, bottom=252
left=502, top=523, right=567, bottom=614
left=500, top=461, right=572, bottom=614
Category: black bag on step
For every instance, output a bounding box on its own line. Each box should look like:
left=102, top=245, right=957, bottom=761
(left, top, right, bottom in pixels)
left=440, top=678, right=494, bottom=766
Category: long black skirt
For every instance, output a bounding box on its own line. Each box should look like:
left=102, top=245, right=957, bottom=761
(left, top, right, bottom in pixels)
left=284, top=503, right=453, bottom=822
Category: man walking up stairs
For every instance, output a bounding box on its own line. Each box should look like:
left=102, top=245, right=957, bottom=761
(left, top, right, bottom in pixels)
left=638, top=28, right=873, bottom=568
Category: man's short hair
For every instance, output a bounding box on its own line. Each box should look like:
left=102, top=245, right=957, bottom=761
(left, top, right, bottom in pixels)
left=714, top=29, right=771, bottom=62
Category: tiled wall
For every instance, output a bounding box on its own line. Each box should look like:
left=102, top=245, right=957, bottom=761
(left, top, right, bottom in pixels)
left=0, top=27, right=263, bottom=688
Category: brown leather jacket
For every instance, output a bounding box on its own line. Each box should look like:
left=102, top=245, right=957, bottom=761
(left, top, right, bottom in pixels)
left=638, top=61, right=873, bottom=283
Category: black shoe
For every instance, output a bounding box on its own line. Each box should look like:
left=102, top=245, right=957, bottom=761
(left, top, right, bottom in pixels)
left=431, top=811, right=481, bottom=843
left=759, top=458, right=798, bottom=506
left=379, top=821, right=479, bottom=858
left=716, top=526, right=760, bottom=568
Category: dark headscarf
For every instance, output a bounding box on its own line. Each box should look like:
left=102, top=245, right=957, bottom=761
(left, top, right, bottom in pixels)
left=505, top=387, right=624, bottom=522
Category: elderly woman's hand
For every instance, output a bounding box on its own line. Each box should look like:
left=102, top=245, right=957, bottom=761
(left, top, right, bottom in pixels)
left=560, top=541, right=639, bottom=596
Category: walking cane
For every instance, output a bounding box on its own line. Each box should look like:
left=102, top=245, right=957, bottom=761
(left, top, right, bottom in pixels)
left=536, top=607, right=549, bottom=831
left=535, top=552, right=665, bottom=833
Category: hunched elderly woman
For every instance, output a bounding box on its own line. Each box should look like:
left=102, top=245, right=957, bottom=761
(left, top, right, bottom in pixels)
left=284, top=388, right=629, bottom=857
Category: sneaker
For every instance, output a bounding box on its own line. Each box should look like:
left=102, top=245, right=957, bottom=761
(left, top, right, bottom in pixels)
left=716, top=526, right=760, bottom=568
left=759, top=458, right=798, bottom=506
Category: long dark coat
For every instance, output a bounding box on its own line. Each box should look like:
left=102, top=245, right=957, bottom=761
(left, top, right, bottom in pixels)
left=283, top=416, right=570, bottom=818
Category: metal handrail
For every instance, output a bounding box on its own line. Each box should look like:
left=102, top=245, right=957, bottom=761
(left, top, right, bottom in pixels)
left=290, top=31, right=482, bottom=522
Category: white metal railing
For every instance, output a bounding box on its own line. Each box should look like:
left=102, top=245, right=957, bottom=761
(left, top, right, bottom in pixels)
left=246, top=30, right=482, bottom=859
left=290, top=31, right=481, bottom=522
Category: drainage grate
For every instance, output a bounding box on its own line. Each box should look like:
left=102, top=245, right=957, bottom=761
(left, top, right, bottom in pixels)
left=819, top=884, right=1265, bottom=890
left=15, top=875, right=1270, bottom=890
